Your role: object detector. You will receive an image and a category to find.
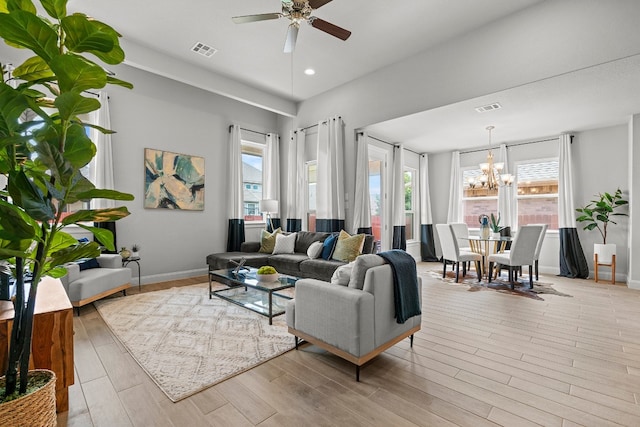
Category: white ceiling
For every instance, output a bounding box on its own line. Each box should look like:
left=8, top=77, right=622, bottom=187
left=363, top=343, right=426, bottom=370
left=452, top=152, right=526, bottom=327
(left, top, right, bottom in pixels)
left=68, top=0, right=542, bottom=101
left=62, top=0, right=640, bottom=153
left=365, top=54, right=640, bottom=153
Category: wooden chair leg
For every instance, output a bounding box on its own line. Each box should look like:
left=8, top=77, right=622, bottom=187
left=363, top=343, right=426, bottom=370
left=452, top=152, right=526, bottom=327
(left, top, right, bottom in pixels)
left=475, top=260, right=482, bottom=282
left=488, top=261, right=494, bottom=282
left=462, top=262, right=467, bottom=277
left=442, top=259, right=447, bottom=278
left=535, top=260, right=539, bottom=281
left=455, top=262, right=460, bottom=283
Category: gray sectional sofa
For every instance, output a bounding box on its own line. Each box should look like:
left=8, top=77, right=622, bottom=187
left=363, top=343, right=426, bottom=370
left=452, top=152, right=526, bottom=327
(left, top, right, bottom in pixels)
left=206, top=231, right=376, bottom=282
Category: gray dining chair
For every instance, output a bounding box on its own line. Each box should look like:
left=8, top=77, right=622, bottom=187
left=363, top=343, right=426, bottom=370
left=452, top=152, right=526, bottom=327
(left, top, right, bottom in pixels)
left=436, top=224, right=482, bottom=283
left=487, top=225, right=543, bottom=289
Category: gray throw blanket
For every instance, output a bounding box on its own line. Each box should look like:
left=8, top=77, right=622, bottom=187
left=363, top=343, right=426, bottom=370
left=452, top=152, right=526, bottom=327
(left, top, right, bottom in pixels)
left=377, top=250, right=421, bottom=324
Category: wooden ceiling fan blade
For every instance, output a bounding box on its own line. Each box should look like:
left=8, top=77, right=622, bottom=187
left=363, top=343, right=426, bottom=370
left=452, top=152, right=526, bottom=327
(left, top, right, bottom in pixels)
left=232, top=13, right=281, bottom=24
left=309, top=17, right=351, bottom=41
left=284, top=24, right=299, bottom=53
left=309, top=0, right=333, bottom=9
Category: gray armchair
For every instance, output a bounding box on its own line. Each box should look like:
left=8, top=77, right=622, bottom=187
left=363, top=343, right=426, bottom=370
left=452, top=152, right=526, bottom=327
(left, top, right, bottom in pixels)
left=286, top=263, right=421, bottom=380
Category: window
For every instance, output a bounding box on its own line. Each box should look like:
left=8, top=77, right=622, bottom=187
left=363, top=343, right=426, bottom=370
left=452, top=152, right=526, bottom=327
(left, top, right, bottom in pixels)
left=369, top=158, right=383, bottom=250
left=306, top=161, right=317, bottom=231
left=404, top=168, right=415, bottom=241
left=241, top=141, right=265, bottom=222
left=516, top=159, right=559, bottom=230
left=462, top=168, right=498, bottom=228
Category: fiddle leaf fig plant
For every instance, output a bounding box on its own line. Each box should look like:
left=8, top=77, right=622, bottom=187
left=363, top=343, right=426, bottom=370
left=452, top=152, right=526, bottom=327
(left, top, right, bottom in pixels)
left=575, top=188, right=628, bottom=244
left=0, top=0, right=134, bottom=402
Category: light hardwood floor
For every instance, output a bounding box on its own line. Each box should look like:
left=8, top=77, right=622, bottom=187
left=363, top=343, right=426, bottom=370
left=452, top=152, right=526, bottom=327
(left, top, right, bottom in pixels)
left=57, top=263, right=640, bottom=426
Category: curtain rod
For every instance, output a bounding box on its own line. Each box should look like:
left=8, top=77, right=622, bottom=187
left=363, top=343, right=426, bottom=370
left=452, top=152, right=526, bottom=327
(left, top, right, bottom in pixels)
left=295, top=116, right=342, bottom=133
left=357, top=132, right=421, bottom=155
left=460, top=136, right=565, bottom=155
left=228, top=125, right=278, bottom=138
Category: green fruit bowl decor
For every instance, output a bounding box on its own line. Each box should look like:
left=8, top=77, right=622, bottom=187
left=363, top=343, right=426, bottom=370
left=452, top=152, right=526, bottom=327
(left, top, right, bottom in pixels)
left=256, top=266, right=279, bottom=282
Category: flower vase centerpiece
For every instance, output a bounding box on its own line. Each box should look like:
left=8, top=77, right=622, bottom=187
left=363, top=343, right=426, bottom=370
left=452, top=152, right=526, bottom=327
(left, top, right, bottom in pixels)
left=256, top=266, right=279, bottom=282
left=478, top=215, right=490, bottom=239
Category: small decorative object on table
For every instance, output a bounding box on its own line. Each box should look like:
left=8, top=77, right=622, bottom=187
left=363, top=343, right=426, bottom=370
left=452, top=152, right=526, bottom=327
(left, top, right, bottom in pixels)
left=479, top=214, right=490, bottom=239
left=131, top=244, right=140, bottom=258
left=119, top=247, right=131, bottom=259
left=256, top=266, right=279, bottom=282
left=489, top=212, right=502, bottom=239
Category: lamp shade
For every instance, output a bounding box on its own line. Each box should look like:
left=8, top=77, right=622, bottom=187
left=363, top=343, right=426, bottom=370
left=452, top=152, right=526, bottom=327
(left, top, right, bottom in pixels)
left=259, top=199, right=279, bottom=214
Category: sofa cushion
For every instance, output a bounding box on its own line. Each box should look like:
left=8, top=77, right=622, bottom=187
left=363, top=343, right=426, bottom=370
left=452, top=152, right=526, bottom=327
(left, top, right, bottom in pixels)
left=66, top=267, right=130, bottom=303
left=273, top=232, right=296, bottom=254
left=321, top=233, right=339, bottom=260
left=259, top=227, right=281, bottom=253
left=330, top=262, right=354, bottom=286
left=299, top=258, right=345, bottom=281
left=268, top=253, right=309, bottom=273
left=295, top=231, right=330, bottom=254
left=332, top=230, right=366, bottom=263
left=348, top=254, right=386, bottom=290
left=206, top=252, right=271, bottom=270
left=307, top=241, right=324, bottom=259
left=78, top=258, right=100, bottom=271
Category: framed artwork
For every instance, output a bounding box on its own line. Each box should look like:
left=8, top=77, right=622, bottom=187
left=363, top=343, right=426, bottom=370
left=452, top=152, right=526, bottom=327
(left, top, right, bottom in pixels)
left=144, top=148, right=205, bottom=210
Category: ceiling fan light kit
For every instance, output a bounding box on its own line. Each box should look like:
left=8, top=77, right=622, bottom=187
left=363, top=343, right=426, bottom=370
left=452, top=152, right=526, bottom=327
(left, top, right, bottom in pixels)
left=232, top=0, right=351, bottom=53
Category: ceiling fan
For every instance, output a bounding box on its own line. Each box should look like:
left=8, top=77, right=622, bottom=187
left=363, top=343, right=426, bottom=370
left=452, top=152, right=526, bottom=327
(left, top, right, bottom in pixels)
left=232, top=0, right=351, bottom=53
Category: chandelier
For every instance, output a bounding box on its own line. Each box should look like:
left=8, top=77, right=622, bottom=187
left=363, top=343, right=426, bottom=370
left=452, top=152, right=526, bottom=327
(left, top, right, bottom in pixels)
left=468, top=126, right=513, bottom=190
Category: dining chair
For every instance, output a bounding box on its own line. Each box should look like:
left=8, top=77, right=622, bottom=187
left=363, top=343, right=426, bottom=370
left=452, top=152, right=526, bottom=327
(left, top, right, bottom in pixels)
left=530, top=223, right=548, bottom=280
left=450, top=222, right=474, bottom=271
left=436, top=224, right=482, bottom=283
left=487, top=225, right=543, bottom=289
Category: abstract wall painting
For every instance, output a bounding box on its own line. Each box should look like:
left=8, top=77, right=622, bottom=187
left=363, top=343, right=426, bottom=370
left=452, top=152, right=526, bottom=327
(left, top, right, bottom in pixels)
left=144, top=148, right=205, bottom=210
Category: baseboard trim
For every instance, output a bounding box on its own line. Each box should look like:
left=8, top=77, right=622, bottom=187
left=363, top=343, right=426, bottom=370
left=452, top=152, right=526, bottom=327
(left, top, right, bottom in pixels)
left=627, top=279, right=640, bottom=290
left=141, top=268, right=208, bottom=286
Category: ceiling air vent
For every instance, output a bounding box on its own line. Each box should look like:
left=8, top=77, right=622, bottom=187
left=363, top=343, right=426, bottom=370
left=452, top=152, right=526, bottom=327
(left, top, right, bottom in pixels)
left=191, top=42, right=217, bottom=58
left=475, top=103, right=502, bottom=113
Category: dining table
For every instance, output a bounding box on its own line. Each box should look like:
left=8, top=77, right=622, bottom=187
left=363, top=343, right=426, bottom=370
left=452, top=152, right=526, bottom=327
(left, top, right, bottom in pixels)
left=464, top=235, right=512, bottom=279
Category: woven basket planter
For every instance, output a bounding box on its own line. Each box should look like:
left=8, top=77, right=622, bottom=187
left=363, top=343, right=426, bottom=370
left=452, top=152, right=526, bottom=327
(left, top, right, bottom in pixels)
left=0, top=369, right=57, bottom=427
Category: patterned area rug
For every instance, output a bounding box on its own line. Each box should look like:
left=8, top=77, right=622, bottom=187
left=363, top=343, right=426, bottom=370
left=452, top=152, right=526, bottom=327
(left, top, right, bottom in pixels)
left=424, top=269, right=572, bottom=300
left=94, top=283, right=294, bottom=402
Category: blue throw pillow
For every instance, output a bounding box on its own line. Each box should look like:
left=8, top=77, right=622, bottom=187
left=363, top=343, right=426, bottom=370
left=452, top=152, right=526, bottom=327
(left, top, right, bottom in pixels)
left=78, top=258, right=100, bottom=271
left=321, top=234, right=338, bottom=260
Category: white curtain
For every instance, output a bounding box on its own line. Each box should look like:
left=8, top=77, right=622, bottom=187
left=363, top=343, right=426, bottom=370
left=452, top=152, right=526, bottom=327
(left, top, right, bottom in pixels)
left=558, top=135, right=576, bottom=228
left=497, top=143, right=513, bottom=229
left=227, top=125, right=245, bottom=251
left=419, top=153, right=438, bottom=260
left=89, top=91, right=115, bottom=209
left=352, top=132, right=371, bottom=233
left=286, top=129, right=305, bottom=231
left=447, top=151, right=462, bottom=223
left=391, top=144, right=406, bottom=249
left=558, top=134, right=588, bottom=278
left=263, top=133, right=280, bottom=202
left=316, top=116, right=345, bottom=232
left=419, top=154, right=433, bottom=225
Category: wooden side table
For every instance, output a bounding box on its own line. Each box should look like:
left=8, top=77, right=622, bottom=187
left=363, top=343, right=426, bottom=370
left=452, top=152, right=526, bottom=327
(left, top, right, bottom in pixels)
left=0, top=277, right=74, bottom=413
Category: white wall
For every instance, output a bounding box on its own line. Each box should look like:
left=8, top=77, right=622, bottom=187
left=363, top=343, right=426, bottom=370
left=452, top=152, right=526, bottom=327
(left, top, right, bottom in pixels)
left=105, top=65, right=279, bottom=284
left=573, top=125, right=630, bottom=281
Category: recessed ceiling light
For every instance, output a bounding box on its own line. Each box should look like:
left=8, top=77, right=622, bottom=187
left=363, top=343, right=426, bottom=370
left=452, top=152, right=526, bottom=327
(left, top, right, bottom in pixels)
left=304, top=68, right=315, bottom=76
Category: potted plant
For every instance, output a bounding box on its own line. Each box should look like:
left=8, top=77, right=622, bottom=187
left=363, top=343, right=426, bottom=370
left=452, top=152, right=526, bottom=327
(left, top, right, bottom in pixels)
left=256, top=265, right=279, bottom=282
left=131, top=243, right=140, bottom=258
left=0, top=0, right=133, bottom=420
left=576, top=188, right=629, bottom=265
left=489, top=213, right=502, bottom=239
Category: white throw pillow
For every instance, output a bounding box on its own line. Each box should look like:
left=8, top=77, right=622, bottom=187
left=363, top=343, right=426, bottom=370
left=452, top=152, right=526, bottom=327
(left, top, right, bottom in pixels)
left=330, top=262, right=355, bottom=286
left=307, top=241, right=324, bottom=259
left=272, top=232, right=296, bottom=255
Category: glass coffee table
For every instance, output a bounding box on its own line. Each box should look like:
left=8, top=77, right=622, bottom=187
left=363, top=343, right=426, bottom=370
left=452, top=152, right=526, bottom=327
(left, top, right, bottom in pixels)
left=208, top=267, right=298, bottom=325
